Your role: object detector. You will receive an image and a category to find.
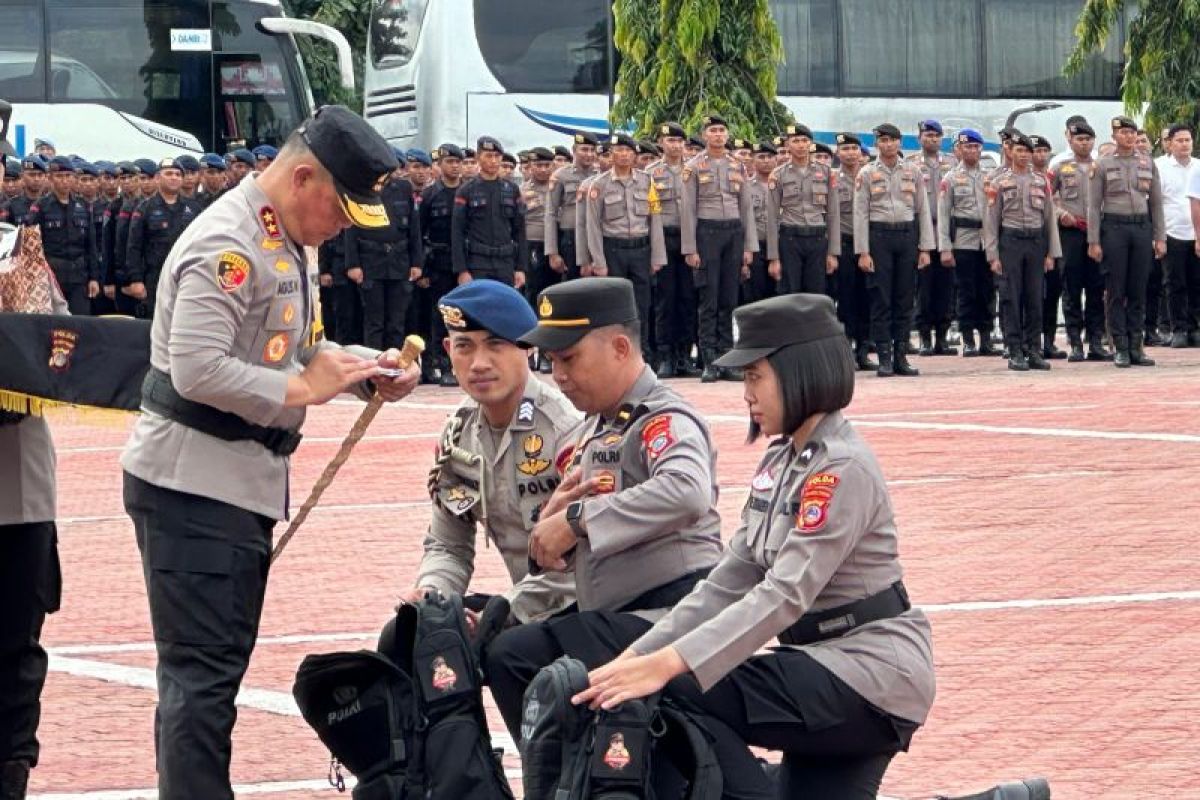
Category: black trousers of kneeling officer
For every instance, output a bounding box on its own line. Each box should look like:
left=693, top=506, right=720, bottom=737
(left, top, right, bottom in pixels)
left=999, top=228, right=1047, bottom=358
left=0, top=521, right=61, bottom=775
left=124, top=473, right=273, bottom=800
left=659, top=649, right=918, bottom=800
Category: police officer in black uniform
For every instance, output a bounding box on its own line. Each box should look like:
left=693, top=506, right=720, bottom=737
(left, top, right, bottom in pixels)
left=125, top=158, right=204, bottom=319
left=7, top=156, right=48, bottom=227
left=346, top=153, right=423, bottom=351
left=451, top=136, right=527, bottom=288
left=24, top=156, right=98, bottom=315
left=421, top=144, right=467, bottom=386
left=316, top=232, right=353, bottom=345
left=196, top=154, right=228, bottom=208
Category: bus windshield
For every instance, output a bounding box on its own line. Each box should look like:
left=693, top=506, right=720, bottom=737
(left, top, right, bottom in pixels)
left=0, top=0, right=309, bottom=153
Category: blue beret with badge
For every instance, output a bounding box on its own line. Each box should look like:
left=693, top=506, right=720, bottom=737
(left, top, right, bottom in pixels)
left=200, top=153, right=227, bottom=171
left=252, top=144, right=278, bottom=161
left=407, top=148, right=433, bottom=167
left=956, top=128, right=983, bottom=145
left=22, top=154, right=47, bottom=172
left=919, top=119, right=944, bottom=135
left=437, top=280, right=538, bottom=345
left=133, top=157, right=158, bottom=177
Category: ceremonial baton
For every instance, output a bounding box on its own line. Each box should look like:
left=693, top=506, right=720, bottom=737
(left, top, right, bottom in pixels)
left=271, top=335, right=425, bottom=563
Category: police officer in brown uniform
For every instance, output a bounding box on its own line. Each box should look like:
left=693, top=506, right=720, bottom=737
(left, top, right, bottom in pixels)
left=765, top=123, right=839, bottom=297
left=680, top=114, right=758, bottom=383
left=908, top=120, right=958, bottom=356
left=833, top=133, right=875, bottom=370
left=648, top=122, right=699, bottom=379
left=584, top=134, right=667, bottom=349
left=984, top=133, right=1062, bottom=371
left=744, top=139, right=778, bottom=304
left=938, top=128, right=995, bottom=357
left=1087, top=116, right=1167, bottom=368
left=521, top=146, right=557, bottom=307
left=484, top=278, right=723, bottom=740
left=545, top=132, right=599, bottom=281
left=120, top=106, right=421, bottom=800
left=577, top=294, right=934, bottom=799
left=853, top=123, right=935, bottom=377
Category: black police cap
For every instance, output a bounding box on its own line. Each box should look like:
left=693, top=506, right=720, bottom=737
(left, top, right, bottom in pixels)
left=436, top=143, right=464, bottom=160
left=701, top=114, right=728, bottom=130
left=752, top=139, right=777, bottom=155
left=1068, top=121, right=1096, bottom=138
left=519, top=277, right=639, bottom=351
left=998, top=127, right=1021, bottom=142
left=477, top=135, right=504, bottom=154
left=529, top=146, right=555, bottom=162
left=297, top=104, right=398, bottom=229
left=713, top=294, right=844, bottom=368
left=553, top=145, right=572, bottom=160
left=609, top=132, right=639, bottom=151
left=638, top=140, right=660, bottom=156
left=873, top=123, right=902, bottom=140
left=1029, top=135, right=1052, bottom=150
left=573, top=131, right=600, bottom=147
left=1111, top=115, right=1138, bottom=132
left=1010, top=132, right=1034, bottom=151
left=835, top=132, right=861, bottom=147
left=501, top=152, right=517, bottom=165
left=812, top=142, right=833, bottom=156
left=657, top=122, right=686, bottom=139
left=462, top=147, right=477, bottom=158
left=785, top=123, right=813, bottom=139
left=687, top=136, right=705, bottom=149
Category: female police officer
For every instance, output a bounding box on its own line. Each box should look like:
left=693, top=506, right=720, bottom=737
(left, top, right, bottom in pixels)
left=572, top=293, right=935, bottom=798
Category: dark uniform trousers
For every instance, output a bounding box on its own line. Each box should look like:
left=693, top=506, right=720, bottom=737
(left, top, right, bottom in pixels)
left=999, top=229, right=1046, bottom=354
left=557, top=230, right=581, bottom=281
left=953, top=249, right=993, bottom=334
left=484, top=610, right=653, bottom=741
left=1145, top=252, right=1166, bottom=336
left=1060, top=227, right=1106, bottom=344
left=659, top=650, right=918, bottom=800
left=362, top=277, right=413, bottom=351
left=0, top=521, right=60, bottom=768
left=332, top=283, right=363, bottom=346
left=524, top=240, right=557, bottom=306
left=777, top=228, right=827, bottom=295
left=1100, top=217, right=1154, bottom=344
left=465, top=249, right=517, bottom=285
left=603, top=237, right=652, bottom=345
left=123, top=473, right=272, bottom=800
left=695, top=220, right=743, bottom=354
left=865, top=223, right=918, bottom=345
left=742, top=239, right=775, bottom=305
left=1042, top=259, right=1065, bottom=343
left=837, top=235, right=870, bottom=344
left=654, top=228, right=697, bottom=358
left=915, top=258, right=954, bottom=333
left=56, top=279, right=91, bottom=316
left=425, top=251, right=456, bottom=368
left=1164, top=237, right=1200, bottom=335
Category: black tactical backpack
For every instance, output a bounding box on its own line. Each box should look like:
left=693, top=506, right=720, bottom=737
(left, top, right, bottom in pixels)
left=519, top=656, right=722, bottom=800
left=293, top=591, right=514, bottom=800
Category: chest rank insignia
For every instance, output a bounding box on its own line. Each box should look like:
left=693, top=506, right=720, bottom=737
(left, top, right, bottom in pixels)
left=259, top=206, right=282, bottom=239
left=518, top=433, right=551, bottom=476
left=430, top=655, right=458, bottom=693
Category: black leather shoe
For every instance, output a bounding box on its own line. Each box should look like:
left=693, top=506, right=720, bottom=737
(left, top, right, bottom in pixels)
left=719, top=366, right=744, bottom=381
left=1170, top=332, right=1189, bottom=349
left=1008, top=354, right=1029, bottom=371
left=1026, top=351, right=1051, bottom=370
left=893, top=343, right=920, bottom=376
left=876, top=344, right=894, bottom=377
left=977, top=336, right=1000, bottom=357
left=961, top=329, right=978, bottom=357
left=1067, top=337, right=1085, bottom=362
left=918, top=331, right=933, bottom=356
left=855, top=342, right=878, bottom=371
left=1190, top=331, right=1200, bottom=347
left=1129, top=334, right=1155, bottom=366
left=1042, top=337, right=1067, bottom=359
left=1, top=760, right=30, bottom=800
left=655, top=351, right=677, bottom=379
left=1086, top=341, right=1114, bottom=361
left=1113, top=349, right=1131, bottom=368
left=700, top=364, right=720, bottom=383
left=933, top=327, right=958, bottom=355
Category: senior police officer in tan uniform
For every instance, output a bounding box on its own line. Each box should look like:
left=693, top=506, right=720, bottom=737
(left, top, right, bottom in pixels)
left=399, top=280, right=580, bottom=625
left=545, top=132, right=599, bottom=280
left=483, top=277, right=724, bottom=741
left=120, top=105, right=422, bottom=800
left=680, top=114, right=758, bottom=383
left=577, top=293, right=935, bottom=799
left=853, top=123, right=936, bottom=377
left=1087, top=115, right=1167, bottom=368
left=585, top=133, right=667, bottom=349
left=765, top=122, right=840, bottom=296
left=985, top=132, right=1062, bottom=372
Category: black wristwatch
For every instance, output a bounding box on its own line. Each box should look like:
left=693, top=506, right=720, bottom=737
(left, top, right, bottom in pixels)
left=566, top=500, right=587, bottom=538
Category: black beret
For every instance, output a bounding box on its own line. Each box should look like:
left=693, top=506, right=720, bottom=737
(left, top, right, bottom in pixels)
left=657, top=122, right=686, bottom=139
left=477, top=135, right=503, bottom=153
left=701, top=114, right=728, bottom=130
left=1029, top=135, right=1052, bottom=150
left=687, top=136, right=705, bottom=149
left=785, top=123, right=813, bottom=139
left=609, top=132, right=639, bottom=151
left=713, top=294, right=844, bottom=368
left=553, top=145, right=572, bottom=159
left=573, top=131, right=600, bottom=146
left=501, top=152, right=517, bottom=165
left=462, top=147, right=477, bottom=158
left=519, top=277, right=639, bottom=351
left=297, top=105, right=398, bottom=229
left=529, top=146, right=555, bottom=162
left=835, top=132, right=861, bottom=147
left=436, top=143, right=464, bottom=160
left=1068, top=121, right=1096, bottom=137
left=752, top=139, right=777, bottom=155
left=873, top=123, right=902, bottom=140
left=1010, top=132, right=1034, bottom=150
left=1111, top=115, right=1138, bottom=132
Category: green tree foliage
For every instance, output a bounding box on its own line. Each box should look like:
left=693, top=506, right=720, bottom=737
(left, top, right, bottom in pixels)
left=1066, top=1, right=1200, bottom=136
left=612, top=0, right=792, bottom=140
left=288, top=0, right=370, bottom=110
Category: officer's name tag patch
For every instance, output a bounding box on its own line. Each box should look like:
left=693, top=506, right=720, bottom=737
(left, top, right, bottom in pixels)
left=642, top=414, right=676, bottom=460
left=797, top=472, right=840, bottom=533
left=216, top=251, right=250, bottom=292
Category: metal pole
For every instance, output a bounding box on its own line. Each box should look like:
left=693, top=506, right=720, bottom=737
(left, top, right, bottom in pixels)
left=606, top=1, right=615, bottom=120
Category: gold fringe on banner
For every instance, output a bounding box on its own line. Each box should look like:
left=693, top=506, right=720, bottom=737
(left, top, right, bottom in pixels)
left=0, top=389, right=137, bottom=426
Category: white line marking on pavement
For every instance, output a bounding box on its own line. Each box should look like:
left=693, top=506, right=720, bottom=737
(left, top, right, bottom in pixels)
left=851, top=404, right=1098, bottom=419
left=920, top=589, right=1200, bottom=613
left=851, top=419, right=1200, bottom=444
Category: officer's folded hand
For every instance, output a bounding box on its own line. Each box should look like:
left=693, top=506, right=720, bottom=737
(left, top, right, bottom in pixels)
left=767, top=259, right=781, bottom=281
left=103, top=284, right=116, bottom=300
left=591, top=264, right=608, bottom=277
left=319, top=273, right=332, bottom=288
left=123, top=281, right=147, bottom=300
left=685, top=253, right=701, bottom=269
left=549, top=253, right=566, bottom=272
left=990, top=259, right=1003, bottom=276
left=373, top=348, right=421, bottom=402
left=857, top=254, right=874, bottom=273
left=513, top=270, right=526, bottom=289
left=529, top=511, right=575, bottom=572
left=825, top=255, right=838, bottom=274
left=940, top=251, right=955, bottom=267
left=917, top=251, right=931, bottom=269
left=1088, top=244, right=1103, bottom=263
left=87, top=280, right=100, bottom=298
left=347, top=266, right=364, bottom=284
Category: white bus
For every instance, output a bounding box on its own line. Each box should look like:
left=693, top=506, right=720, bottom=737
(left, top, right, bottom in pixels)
left=0, top=0, right=352, bottom=161
left=363, top=0, right=1130, bottom=155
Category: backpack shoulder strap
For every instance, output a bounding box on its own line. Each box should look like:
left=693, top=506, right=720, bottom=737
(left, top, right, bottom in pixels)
left=658, top=700, right=724, bottom=800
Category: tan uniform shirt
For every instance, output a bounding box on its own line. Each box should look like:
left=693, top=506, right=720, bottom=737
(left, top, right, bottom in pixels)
left=765, top=160, right=840, bottom=259
left=1086, top=151, right=1166, bottom=244
left=835, top=167, right=856, bottom=238
left=907, top=150, right=956, bottom=228
left=937, top=163, right=988, bottom=251
left=852, top=158, right=936, bottom=255
left=584, top=169, right=667, bottom=269
left=419, top=375, right=581, bottom=623
left=679, top=153, right=758, bottom=254
left=0, top=416, right=56, bottom=525
left=983, top=168, right=1062, bottom=262
left=647, top=160, right=685, bottom=230
left=748, top=176, right=769, bottom=243
left=544, top=163, right=595, bottom=251
left=1049, top=155, right=1093, bottom=230
left=632, top=412, right=936, bottom=724
left=521, top=179, right=550, bottom=243
left=121, top=175, right=376, bottom=520
left=556, top=366, right=723, bottom=617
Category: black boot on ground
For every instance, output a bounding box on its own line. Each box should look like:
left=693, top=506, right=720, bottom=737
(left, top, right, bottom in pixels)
left=876, top=342, right=895, bottom=377
left=918, top=329, right=934, bottom=356
left=855, top=340, right=878, bottom=371
left=933, top=325, right=958, bottom=355
left=1129, top=332, right=1156, bottom=366
left=1113, top=336, right=1131, bottom=368
left=700, top=350, right=720, bottom=383
left=893, top=340, right=920, bottom=376
left=654, top=348, right=677, bottom=379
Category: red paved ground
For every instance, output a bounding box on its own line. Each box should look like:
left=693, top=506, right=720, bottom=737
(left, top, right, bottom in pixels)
left=29, top=345, right=1200, bottom=799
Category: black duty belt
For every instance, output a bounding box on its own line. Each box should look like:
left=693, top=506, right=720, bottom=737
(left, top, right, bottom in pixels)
left=780, top=224, right=827, bottom=238
left=467, top=241, right=516, bottom=257
left=604, top=235, right=650, bottom=249
left=841, top=233, right=855, bottom=246
left=777, top=581, right=910, bottom=646
left=869, top=221, right=914, bottom=232
left=1001, top=226, right=1044, bottom=239
left=951, top=217, right=983, bottom=229
left=558, top=228, right=576, bottom=242
left=141, top=367, right=302, bottom=457
left=1103, top=213, right=1150, bottom=225
left=620, top=568, right=712, bottom=613
left=697, top=219, right=742, bottom=230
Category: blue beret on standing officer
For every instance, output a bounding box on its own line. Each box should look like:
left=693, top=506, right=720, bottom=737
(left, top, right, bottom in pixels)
left=119, top=104, right=420, bottom=800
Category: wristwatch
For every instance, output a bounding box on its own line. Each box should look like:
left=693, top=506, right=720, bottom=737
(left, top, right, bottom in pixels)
left=566, top=500, right=587, bottom=539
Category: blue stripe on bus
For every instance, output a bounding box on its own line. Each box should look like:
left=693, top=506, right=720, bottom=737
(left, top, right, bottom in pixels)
left=519, top=106, right=1001, bottom=153
left=15, top=124, right=25, bottom=157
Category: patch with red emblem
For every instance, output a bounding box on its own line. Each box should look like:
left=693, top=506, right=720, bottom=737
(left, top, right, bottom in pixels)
left=603, top=733, right=631, bottom=770
left=555, top=445, right=577, bottom=476
left=48, top=328, right=78, bottom=372
left=641, top=414, right=675, bottom=460
left=430, top=656, right=458, bottom=692
left=595, top=471, right=616, bottom=493
left=796, top=472, right=840, bottom=533
left=215, top=251, right=250, bottom=292
left=259, top=206, right=282, bottom=239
